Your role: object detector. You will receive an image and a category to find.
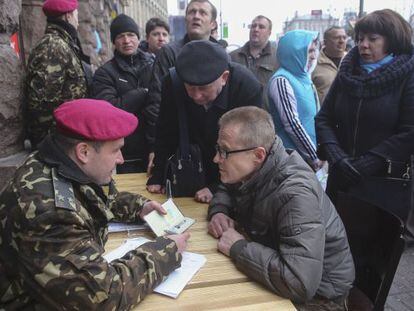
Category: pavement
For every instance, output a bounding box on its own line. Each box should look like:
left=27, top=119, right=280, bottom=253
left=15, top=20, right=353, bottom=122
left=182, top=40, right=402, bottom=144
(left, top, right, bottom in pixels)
left=385, top=246, right=414, bottom=310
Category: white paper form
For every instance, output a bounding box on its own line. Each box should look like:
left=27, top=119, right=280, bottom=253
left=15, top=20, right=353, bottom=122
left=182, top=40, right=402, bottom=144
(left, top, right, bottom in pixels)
left=108, top=222, right=149, bottom=233
left=104, top=237, right=206, bottom=298
left=154, top=251, right=206, bottom=298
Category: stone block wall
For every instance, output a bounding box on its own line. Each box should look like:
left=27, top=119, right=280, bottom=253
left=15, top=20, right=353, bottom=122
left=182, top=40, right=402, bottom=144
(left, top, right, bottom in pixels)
left=0, top=0, right=26, bottom=192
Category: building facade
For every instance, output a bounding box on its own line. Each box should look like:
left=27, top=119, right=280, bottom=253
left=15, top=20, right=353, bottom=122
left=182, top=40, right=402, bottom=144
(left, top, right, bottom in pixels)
left=283, top=10, right=339, bottom=36
left=121, top=0, right=168, bottom=35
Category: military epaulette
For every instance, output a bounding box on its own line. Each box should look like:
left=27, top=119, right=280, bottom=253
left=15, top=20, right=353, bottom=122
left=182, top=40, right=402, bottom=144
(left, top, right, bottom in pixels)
left=52, top=168, right=76, bottom=210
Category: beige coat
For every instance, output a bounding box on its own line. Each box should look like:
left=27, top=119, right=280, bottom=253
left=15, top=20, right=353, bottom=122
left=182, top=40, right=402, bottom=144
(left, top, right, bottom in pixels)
left=312, top=48, right=341, bottom=104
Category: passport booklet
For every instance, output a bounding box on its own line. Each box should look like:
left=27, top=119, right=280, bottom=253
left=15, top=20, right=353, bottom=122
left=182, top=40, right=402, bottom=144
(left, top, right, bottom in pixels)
left=144, top=198, right=195, bottom=236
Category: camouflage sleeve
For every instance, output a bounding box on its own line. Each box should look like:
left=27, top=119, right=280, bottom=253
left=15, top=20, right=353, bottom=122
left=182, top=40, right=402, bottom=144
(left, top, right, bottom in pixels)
left=10, top=188, right=181, bottom=310
left=26, top=36, right=86, bottom=145
left=107, top=182, right=149, bottom=222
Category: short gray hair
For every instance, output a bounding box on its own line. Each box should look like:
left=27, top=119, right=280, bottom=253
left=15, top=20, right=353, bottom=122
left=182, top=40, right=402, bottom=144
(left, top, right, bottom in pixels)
left=323, top=26, right=344, bottom=41
left=218, top=107, right=275, bottom=152
left=253, top=15, right=272, bottom=31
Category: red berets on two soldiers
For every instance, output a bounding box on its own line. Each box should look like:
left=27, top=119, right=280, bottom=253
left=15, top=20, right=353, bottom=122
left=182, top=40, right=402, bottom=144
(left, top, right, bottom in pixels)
left=43, top=0, right=78, bottom=17
left=53, top=99, right=138, bottom=141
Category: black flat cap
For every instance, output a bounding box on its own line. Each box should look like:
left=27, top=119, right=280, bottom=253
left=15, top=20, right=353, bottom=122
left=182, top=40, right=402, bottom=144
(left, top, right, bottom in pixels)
left=175, top=40, right=229, bottom=86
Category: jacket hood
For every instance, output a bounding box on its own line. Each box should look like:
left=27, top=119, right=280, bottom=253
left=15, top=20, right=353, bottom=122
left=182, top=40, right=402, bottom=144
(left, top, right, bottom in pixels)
left=277, top=30, right=319, bottom=77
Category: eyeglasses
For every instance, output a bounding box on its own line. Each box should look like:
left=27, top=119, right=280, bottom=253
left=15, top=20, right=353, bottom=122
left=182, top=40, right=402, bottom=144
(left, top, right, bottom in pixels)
left=215, top=144, right=258, bottom=159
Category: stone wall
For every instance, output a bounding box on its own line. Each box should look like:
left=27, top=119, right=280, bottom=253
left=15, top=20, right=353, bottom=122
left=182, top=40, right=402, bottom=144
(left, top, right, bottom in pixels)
left=0, top=0, right=169, bottom=192
left=78, top=0, right=113, bottom=69
left=0, top=0, right=26, bottom=192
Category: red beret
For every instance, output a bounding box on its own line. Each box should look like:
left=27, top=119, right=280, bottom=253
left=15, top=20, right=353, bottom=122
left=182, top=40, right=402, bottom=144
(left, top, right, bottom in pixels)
left=54, top=99, right=138, bottom=141
left=43, top=0, right=78, bottom=17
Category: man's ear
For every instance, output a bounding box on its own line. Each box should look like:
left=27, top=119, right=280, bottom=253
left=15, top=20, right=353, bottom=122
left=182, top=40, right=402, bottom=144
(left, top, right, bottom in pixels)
left=254, top=147, right=267, bottom=163
left=64, top=11, right=72, bottom=22
left=221, top=70, right=230, bottom=85
left=74, top=142, right=91, bottom=164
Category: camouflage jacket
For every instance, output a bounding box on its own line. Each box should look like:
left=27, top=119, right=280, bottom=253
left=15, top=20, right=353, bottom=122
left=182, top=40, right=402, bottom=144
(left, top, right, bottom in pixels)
left=26, top=21, right=89, bottom=147
left=0, top=136, right=181, bottom=310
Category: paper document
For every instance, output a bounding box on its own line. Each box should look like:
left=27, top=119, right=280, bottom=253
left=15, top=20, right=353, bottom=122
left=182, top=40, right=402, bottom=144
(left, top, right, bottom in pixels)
left=103, top=237, right=150, bottom=262
left=108, top=222, right=149, bottom=233
left=104, top=237, right=206, bottom=298
left=144, top=199, right=195, bottom=236
left=316, top=167, right=328, bottom=190
left=154, top=251, right=206, bottom=298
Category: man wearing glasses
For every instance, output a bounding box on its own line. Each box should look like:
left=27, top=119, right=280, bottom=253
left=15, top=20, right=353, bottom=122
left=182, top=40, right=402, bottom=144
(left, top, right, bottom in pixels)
left=208, top=106, right=354, bottom=310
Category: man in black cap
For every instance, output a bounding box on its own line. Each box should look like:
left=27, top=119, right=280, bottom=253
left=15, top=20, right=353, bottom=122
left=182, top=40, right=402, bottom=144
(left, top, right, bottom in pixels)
left=92, top=14, right=153, bottom=173
left=144, top=0, right=219, bottom=174
left=146, top=40, right=263, bottom=203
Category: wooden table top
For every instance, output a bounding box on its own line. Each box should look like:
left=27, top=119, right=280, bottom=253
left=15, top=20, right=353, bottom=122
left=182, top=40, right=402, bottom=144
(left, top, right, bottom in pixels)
left=110, top=173, right=296, bottom=310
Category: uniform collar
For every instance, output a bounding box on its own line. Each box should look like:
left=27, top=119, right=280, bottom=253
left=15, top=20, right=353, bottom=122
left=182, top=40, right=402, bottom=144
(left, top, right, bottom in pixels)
left=38, top=135, right=93, bottom=184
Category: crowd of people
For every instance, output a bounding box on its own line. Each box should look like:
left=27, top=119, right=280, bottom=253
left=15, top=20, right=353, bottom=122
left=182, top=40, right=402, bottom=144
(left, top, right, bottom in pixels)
left=0, top=0, right=413, bottom=309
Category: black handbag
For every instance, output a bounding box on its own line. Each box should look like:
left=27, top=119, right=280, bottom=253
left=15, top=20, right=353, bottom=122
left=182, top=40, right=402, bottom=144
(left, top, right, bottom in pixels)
left=348, top=156, right=413, bottom=221
left=164, top=68, right=206, bottom=197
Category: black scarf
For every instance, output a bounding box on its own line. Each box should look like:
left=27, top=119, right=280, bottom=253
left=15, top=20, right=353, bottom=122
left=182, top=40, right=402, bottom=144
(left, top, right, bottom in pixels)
left=337, top=46, right=414, bottom=98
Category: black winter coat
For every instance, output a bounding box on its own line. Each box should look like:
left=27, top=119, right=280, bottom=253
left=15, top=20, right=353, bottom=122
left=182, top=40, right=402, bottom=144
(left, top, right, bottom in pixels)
left=144, top=35, right=218, bottom=148
left=147, top=62, right=263, bottom=191
left=92, top=50, right=153, bottom=161
left=315, top=47, right=414, bottom=197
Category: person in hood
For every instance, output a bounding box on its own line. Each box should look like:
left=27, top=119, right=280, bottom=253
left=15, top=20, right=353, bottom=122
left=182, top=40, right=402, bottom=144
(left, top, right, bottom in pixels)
left=268, top=30, right=322, bottom=171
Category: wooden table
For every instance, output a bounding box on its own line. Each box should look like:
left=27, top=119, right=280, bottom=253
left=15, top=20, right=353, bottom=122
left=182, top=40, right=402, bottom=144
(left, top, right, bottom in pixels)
left=110, top=173, right=296, bottom=310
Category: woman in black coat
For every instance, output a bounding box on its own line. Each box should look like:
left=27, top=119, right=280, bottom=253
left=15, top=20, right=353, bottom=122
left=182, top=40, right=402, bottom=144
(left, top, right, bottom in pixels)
left=315, top=9, right=414, bottom=239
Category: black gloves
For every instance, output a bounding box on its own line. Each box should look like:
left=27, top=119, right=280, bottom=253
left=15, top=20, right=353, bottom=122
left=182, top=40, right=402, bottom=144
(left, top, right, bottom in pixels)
left=351, top=153, right=385, bottom=176
left=322, top=143, right=347, bottom=166
left=334, top=157, right=362, bottom=186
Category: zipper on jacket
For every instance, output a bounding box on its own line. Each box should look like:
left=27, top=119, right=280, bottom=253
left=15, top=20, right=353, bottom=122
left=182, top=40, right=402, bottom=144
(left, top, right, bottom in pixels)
left=352, top=99, right=363, bottom=157
left=386, top=159, right=392, bottom=175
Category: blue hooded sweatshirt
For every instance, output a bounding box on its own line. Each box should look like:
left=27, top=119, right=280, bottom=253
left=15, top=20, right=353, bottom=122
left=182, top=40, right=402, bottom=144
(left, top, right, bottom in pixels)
left=268, top=30, right=319, bottom=158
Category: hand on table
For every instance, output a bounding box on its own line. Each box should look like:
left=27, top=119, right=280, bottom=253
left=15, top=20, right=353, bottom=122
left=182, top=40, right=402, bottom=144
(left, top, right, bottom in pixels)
left=167, top=232, right=191, bottom=253
left=195, top=187, right=213, bottom=203
left=139, top=201, right=166, bottom=220
left=146, top=184, right=165, bottom=194
left=217, top=228, right=244, bottom=257
left=208, top=213, right=235, bottom=238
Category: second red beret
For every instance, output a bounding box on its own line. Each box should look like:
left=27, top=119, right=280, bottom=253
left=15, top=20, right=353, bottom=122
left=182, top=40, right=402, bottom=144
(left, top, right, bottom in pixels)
left=43, top=0, right=78, bottom=17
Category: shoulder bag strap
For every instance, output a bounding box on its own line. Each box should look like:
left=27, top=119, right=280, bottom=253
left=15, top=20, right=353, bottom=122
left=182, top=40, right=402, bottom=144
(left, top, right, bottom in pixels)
left=169, top=67, right=190, bottom=158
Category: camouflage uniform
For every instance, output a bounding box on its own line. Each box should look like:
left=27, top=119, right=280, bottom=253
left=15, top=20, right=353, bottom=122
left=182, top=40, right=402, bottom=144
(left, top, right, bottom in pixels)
left=0, top=136, right=181, bottom=310
left=26, top=21, right=89, bottom=147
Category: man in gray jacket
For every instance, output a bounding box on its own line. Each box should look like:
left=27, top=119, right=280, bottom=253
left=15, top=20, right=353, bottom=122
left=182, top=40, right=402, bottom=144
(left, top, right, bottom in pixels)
left=230, top=15, right=278, bottom=110
left=208, top=106, right=354, bottom=310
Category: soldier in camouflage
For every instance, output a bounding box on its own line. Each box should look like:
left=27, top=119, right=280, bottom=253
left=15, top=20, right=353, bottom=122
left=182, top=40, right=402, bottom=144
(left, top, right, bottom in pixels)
left=25, top=0, right=91, bottom=148
left=0, top=98, right=190, bottom=310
